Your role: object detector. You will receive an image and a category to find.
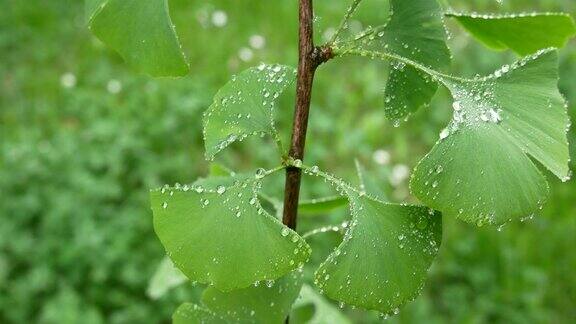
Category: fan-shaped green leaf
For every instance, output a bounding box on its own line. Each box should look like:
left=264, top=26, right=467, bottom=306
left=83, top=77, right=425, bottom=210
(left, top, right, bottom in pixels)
left=173, top=303, right=223, bottom=324
left=292, top=285, right=352, bottom=324
left=315, top=191, right=442, bottom=314
left=147, top=256, right=187, bottom=299
left=191, top=173, right=250, bottom=191
left=348, top=0, right=451, bottom=122
left=208, top=163, right=235, bottom=177
left=355, top=160, right=388, bottom=201
left=201, top=271, right=303, bottom=323
left=411, top=49, right=570, bottom=226
left=150, top=175, right=311, bottom=291
left=447, top=12, right=576, bottom=56
left=298, top=196, right=348, bottom=216
left=203, top=64, right=296, bottom=160
left=87, top=0, right=189, bottom=77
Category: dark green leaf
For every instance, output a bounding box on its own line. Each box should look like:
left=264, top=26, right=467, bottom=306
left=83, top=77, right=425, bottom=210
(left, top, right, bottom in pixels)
left=347, top=0, right=451, bottom=122
left=447, top=12, right=576, bottom=56
left=87, top=0, right=189, bottom=77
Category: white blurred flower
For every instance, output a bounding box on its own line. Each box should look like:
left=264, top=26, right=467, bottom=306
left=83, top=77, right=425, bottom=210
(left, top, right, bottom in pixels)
left=372, top=149, right=391, bottom=165
left=238, top=47, right=254, bottom=62
left=60, top=73, right=77, bottom=89
left=390, top=164, right=410, bottom=186
left=107, top=79, right=122, bottom=94
left=211, top=10, right=228, bottom=27
left=249, top=34, right=266, bottom=49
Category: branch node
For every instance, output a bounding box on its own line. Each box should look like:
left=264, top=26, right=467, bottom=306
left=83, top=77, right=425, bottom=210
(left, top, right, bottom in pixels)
left=312, top=45, right=335, bottom=67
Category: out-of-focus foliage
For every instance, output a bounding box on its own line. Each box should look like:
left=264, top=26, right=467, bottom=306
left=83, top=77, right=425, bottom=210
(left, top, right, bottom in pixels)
left=1, top=0, right=575, bottom=323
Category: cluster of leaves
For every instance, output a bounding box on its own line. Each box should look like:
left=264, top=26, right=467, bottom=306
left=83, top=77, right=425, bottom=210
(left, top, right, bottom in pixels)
left=87, top=0, right=575, bottom=322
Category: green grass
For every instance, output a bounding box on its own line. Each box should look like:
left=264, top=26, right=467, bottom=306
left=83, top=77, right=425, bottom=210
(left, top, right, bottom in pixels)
left=0, top=0, right=575, bottom=323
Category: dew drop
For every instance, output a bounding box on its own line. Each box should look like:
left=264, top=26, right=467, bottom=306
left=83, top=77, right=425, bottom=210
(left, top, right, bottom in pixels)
left=255, top=168, right=266, bottom=179
left=439, top=128, right=450, bottom=140
left=452, top=101, right=462, bottom=111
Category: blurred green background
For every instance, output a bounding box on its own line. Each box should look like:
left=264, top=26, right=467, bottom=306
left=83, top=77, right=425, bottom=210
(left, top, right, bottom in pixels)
left=1, top=0, right=575, bottom=323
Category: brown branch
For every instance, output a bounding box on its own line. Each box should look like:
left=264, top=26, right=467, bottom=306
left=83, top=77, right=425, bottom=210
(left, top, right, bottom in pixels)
left=282, top=0, right=316, bottom=231
left=282, top=1, right=333, bottom=322
left=282, top=0, right=335, bottom=232
left=282, top=0, right=334, bottom=231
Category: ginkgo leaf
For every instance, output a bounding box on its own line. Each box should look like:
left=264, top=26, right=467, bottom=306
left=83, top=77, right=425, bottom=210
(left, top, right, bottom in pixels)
left=147, top=256, right=188, bottom=299
left=209, top=163, right=235, bottom=177
left=447, top=12, right=576, bottom=56
left=315, top=190, right=442, bottom=314
left=411, top=49, right=570, bottom=226
left=150, top=175, right=311, bottom=291
left=203, top=64, right=296, bottom=160
left=173, top=303, right=223, bottom=324
left=292, top=285, right=352, bottom=324
left=201, top=271, right=303, bottom=323
left=191, top=173, right=250, bottom=190
left=348, top=0, right=451, bottom=123
left=298, top=196, right=348, bottom=216
left=355, top=160, right=388, bottom=201
left=87, top=0, right=189, bottom=77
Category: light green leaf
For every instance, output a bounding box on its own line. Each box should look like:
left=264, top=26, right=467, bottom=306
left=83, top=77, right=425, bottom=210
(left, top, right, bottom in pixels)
left=292, top=285, right=352, bottom=324
left=298, top=196, right=348, bottom=216
left=87, top=0, right=189, bottom=77
left=411, top=49, right=570, bottom=226
left=315, top=190, right=442, bottom=314
left=346, top=0, right=451, bottom=122
left=201, top=271, right=303, bottom=323
left=195, top=170, right=283, bottom=218
left=191, top=173, right=250, bottom=190
left=447, top=12, right=576, bottom=56
left=172, top=303, right=223, bottom=324
left=150, top=175, right=311, bottom=291
left=147, top=256, right=187, bottom=300
left=355, top=160, right=388, bottom=201
left=208, top=163, right=235, bottom=177
left=203, top=64, right=296, bottom=160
